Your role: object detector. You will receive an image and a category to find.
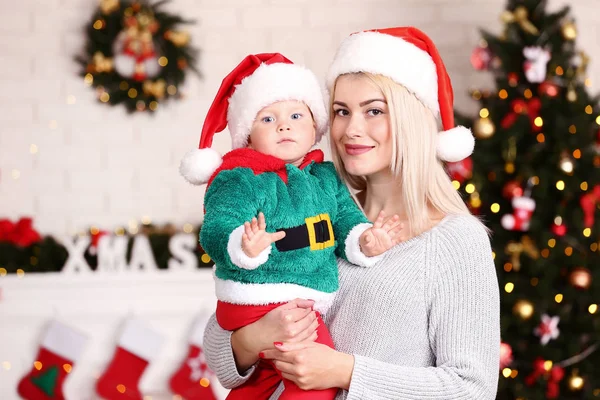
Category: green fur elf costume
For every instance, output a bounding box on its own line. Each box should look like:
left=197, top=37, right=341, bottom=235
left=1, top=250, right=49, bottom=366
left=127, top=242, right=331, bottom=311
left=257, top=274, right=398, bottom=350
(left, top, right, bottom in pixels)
left=180, top=53, right=380, bottom=400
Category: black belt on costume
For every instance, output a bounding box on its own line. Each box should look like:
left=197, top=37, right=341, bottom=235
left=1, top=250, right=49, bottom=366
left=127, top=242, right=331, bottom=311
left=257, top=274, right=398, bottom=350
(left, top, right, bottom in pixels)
left=275, top=213, right=335, bottom=252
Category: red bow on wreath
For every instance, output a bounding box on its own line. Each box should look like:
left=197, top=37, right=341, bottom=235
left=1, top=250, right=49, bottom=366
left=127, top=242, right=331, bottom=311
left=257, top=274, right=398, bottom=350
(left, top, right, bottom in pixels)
left=501, top=98, right=542, bottom=132
left=0, top=217, right=42, bottom=247
left=525, top=358, right=565, bottom=399
left=580, top=185, right=600, bottom=228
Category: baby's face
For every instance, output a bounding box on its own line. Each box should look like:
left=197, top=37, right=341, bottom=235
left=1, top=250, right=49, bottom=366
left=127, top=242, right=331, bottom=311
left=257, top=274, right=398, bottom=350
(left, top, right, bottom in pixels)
left=248, top=101, right=316, bottom=167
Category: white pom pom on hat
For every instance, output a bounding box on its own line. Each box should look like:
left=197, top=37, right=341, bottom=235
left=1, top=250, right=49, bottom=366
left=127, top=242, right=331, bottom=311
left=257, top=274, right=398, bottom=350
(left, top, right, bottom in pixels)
left=326, top=27, right=475, bottom=162
left=179, top=148, right=223, bottom=186
left=180, top=53, right=328, bottom=185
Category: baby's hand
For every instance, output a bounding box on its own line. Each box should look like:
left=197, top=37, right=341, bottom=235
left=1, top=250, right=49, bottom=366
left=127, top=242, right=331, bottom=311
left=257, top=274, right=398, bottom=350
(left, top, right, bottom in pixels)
left=359, top=211, right=404, bottom=257
left=242, top=212, right=286, bottom=258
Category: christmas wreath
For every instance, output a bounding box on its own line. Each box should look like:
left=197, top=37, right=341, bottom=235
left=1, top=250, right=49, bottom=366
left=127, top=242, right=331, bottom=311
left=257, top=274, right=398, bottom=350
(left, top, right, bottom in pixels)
left=76, top=0, right=199, bottom=113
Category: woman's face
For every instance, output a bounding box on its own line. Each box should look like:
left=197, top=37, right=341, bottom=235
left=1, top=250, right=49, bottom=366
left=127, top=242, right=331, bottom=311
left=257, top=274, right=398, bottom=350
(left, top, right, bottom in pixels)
left=330, top=74, right=393, bottom=179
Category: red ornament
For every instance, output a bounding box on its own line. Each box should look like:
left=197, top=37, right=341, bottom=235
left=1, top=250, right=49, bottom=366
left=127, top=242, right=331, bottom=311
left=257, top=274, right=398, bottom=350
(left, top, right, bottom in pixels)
left=547, top=366, right=565, bottom=399
left=499, top=342, right=513, bottom=369
left=538, top=81, right=559, bottom=97
left=89, top=229, right=109, bottom=255
left=470, top=46, right=492, bottom=70
left=508, top=72, right=519, bottom=86
left=502, top=181, right=523, bottom=199
left=552, top=222, right=567, bottom=236
left=525, top=357, right=565, bottom=399
left=501, top=196, right=536, bottom=231
left=501, top=98, right=542, bottom=132
left=580, top=185, right=600, bottom=227
left=525, top=357, right=546, bottom=386
left=446, top=157, right=473, bottom=183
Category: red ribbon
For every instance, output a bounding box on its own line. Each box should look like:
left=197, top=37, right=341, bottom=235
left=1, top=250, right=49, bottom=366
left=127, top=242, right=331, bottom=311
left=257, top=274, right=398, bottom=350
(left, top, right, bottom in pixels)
left=0, top=217, right=42, bottom=247
left=525, top=358, right=565, bottom=399
left=501, top=98, right=542, bottom=132
left=581, top=185, right=600, bottom=228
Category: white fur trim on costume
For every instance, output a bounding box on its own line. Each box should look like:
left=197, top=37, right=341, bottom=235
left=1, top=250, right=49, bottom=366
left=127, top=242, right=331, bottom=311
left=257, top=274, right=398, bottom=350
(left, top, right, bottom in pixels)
left=118, top=318, right=164, bottom=361
left=42, top=320, right=88, bottom=362
left=179, top=148, right=223, bottom=185
left=214, top=273, right=337, bottom=314
left=437, top=126, right=475, bottom=162
left=326, top=31, right=439, bottom=115
left=227, top=225, right=271, bottom=270
left=227, top=62, right=328, bottom=149
left=345, top=223, right=383, bottom=268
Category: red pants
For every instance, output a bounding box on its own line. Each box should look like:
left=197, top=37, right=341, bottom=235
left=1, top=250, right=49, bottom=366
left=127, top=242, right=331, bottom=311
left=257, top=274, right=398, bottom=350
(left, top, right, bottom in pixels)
left=216, top=301, right=338, bottom=400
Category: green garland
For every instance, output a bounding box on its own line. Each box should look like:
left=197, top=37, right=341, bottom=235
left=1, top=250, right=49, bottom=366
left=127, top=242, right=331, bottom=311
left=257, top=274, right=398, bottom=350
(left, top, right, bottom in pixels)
left=0, top=226, right=213, bottom=274
left=76, top=0, right=199, bottom=113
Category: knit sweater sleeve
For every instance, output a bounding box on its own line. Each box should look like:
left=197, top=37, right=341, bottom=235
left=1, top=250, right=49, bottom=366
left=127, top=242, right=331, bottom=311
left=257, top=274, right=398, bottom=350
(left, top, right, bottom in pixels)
left=202, top=313, right=258, bottom=389
left=346, top=217, right=500, bottom=399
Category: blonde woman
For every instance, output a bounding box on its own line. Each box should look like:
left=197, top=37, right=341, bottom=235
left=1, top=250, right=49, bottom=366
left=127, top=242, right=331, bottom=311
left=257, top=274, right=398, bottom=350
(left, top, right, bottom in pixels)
left=203, top=27, right=500, bottom=399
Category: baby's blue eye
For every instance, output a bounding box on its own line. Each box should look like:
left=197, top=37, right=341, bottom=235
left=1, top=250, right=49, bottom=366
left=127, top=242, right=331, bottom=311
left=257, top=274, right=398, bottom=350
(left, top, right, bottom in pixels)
left=291, top=113, right=302, bottom=120
left=262, top=116, right=274, bottom=123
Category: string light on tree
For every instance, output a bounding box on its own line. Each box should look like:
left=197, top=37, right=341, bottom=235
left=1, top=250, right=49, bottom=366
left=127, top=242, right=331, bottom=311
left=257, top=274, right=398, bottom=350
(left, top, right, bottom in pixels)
left=569, top=267, right=592, bottom=290
left=569, top=373, right=584, bottom=391
left=560, top=153, right=574, bottom=175
left=513, top=299, right=534, bottom=320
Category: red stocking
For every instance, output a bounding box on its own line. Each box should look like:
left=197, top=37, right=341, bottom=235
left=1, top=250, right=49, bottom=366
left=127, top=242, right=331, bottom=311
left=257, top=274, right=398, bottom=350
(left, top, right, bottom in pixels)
left=169, top=316, right=218, bottom=400
left=17, top=320, right=88, bottom=400
left=96, top=318, right=164, bottom=400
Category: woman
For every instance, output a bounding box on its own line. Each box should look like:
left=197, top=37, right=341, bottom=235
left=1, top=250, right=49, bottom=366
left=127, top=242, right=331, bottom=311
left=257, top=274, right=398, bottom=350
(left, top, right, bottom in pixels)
left=203, top=26, right=500, bottom=399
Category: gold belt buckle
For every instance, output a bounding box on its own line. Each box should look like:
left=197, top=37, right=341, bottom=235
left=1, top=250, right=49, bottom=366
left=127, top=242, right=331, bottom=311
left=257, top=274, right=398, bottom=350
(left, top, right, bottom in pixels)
left=305, top=213, right=335, bottom=251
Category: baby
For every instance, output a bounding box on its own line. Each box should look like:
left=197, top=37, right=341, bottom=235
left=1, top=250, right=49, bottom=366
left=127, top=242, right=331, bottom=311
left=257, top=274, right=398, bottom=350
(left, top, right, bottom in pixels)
left=180, top=53, right=402, bottom=400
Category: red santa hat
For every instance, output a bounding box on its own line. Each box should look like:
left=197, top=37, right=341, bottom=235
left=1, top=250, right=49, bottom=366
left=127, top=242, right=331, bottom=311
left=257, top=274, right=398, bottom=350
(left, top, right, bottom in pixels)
left=326, top=27, right=474, bottom=162
left=180, top=53, right=328, bottom=185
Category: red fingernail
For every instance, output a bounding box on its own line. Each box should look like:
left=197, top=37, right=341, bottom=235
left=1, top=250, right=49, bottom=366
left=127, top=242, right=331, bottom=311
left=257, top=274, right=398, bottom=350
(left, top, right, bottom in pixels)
left=258, top=352, right=264, bottom=358
left=274, top=342, right=283, bottom=347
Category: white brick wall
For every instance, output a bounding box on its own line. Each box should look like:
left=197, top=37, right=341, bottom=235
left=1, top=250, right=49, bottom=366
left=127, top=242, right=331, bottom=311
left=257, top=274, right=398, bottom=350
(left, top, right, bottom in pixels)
left=0, top=0, right=599, bottom=398
left=1, top=0, right=597, bottom=237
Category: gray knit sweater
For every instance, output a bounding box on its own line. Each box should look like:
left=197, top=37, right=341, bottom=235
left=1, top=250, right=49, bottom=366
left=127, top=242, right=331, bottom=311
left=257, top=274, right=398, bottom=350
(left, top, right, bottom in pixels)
left=203, top=214, right=500, bottom=399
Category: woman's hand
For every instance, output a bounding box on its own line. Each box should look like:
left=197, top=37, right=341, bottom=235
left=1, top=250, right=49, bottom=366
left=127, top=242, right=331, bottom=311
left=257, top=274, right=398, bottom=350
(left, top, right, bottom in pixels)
left=231, top=299, right=318, bottom=371
left=260, top=341, right=355, bottom=391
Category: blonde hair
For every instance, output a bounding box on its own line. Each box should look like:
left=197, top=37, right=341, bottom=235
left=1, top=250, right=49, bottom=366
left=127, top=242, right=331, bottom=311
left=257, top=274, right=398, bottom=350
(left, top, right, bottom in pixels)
left=329, top=72, right=472, bottom=236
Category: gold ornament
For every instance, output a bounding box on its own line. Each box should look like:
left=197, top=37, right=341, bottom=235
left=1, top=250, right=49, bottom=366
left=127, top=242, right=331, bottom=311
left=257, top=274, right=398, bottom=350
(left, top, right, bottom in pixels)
left=569, top=267, right=592, bottom=290
left=567, top=87, right=577, bottom=102
left=164, top=30, right=190, bottom=47
left=100, top=0, right=120, bottom=14
left=143, top=79, right=166, bottom=99
left=561, top=21, right=577, bottom=40
left=474, top=117, right=495, bottom=139
left=90, top=52, right=113, bottom=73
left=505, top=236, right=539, bottom=271
left=501, top=6, right=539, bottom=35
left=513, top=299, right=534, bottom=320
left=575, top=51, right=590, bottom=79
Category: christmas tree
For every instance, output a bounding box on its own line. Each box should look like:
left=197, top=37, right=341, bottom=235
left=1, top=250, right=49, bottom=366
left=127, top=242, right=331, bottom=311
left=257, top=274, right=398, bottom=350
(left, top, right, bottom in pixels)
left=454, top=0, right=600, bottom=398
